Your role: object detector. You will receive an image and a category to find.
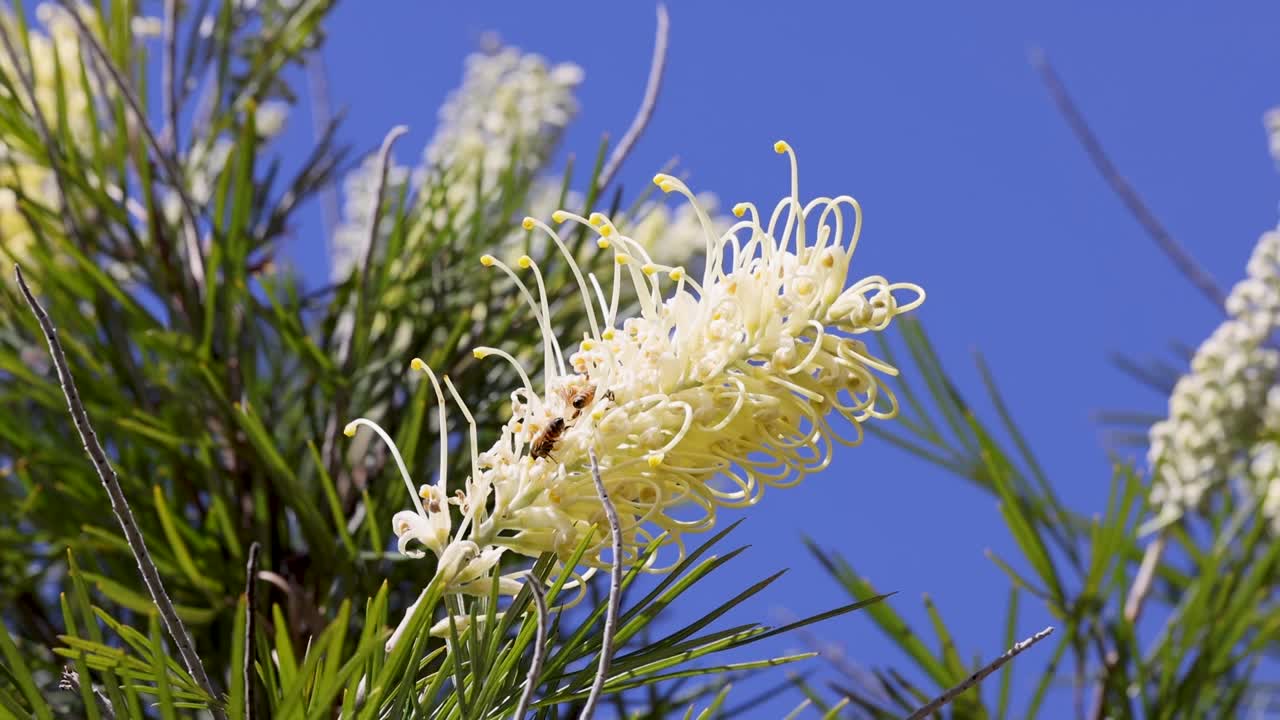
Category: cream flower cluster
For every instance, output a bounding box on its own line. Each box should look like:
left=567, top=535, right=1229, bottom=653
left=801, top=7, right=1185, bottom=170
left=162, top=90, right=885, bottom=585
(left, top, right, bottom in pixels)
left=421, top=45, right=582, bottom=190
left=330, top=42, right=581, bottom=281
left=0, top=4, right=99, bottom=266
left=346, top=142, right=924, bottom=641
left=1146, top=229, right=1280, bottom=532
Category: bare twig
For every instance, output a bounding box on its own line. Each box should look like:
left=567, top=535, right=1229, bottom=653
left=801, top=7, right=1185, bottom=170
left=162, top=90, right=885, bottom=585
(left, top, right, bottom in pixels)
left=1088, top=531, right=1168, bottom=719
left=904, top=626, right=1055, bottom=720
left=511, top=576, right=549, bottom=720
left=244, top=542, right=261, bottom=720
left=1031, top=48, right=1226, bottom=312
left=322, top=125, right=408, bottom=480
left=57, top=0, right=207, bottom=289
left=161, top=0, right=179, bottom=152
left=596, top=4, right=669, bottom=190
left=350, top=124, right=408, bottom=363
left=305, top=50, right=341, bottom=252
left=580, top=447, right=623, bottom=720
left=15, top=266, right=226, bottom=720
left=1124, top=532, right=1166, bottom=624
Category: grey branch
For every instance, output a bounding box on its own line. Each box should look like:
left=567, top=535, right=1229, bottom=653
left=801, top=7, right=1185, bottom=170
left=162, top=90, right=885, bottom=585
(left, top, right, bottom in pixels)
left=511, top=575, right=549, bottom=720
left=336, top=124, right=408, bottom=369
left=244, top=542, right=261, bottom=720
left=579, top=447, right=624, bottom=720
left=322, top=125, right=408, bottom=480
left=15, top=266, right=226, bottom=720
left=1031, top=48, right=1226, bottom=312
left=904, top=626, right=1055, bottom=720
left=597, top=4, right=670, bottom=190
left=58, top=0, right=207, bottom=290
left=305, top=50, right=342, bottom=253
left=1089, top=531, right=1168, bottom=719
left=161, top=0, right=179, bottom=152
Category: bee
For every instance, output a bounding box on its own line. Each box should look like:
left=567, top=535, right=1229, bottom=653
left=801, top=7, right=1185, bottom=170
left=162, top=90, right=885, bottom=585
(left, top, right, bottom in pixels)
left=562, top=383, right=597, bottom=420
left=560, top=373, right=613, bottom=420
left=529, top=417, right=566, bottom=461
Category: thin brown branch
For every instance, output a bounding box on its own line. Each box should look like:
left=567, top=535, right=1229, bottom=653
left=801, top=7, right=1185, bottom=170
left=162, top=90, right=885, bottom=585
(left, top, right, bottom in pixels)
left=579, top=447, right=623, bottom=720
left=1031, top=48, right=1226, bottom=311
left=162, top=0, right=179, bottom=152
left=305, top=50, right=341, bottom=251
left=244, top=542, right=261, bottom=720
left=904, top=626, right=1055, bottom=720
left=597, top=4, right=669, bottom=190
left=14, top=265, right=225, bottom=720
left=1089, top=531, right=1168, bottom=719
left=511, top=576, right=549, bottom=720
left=322, top=125, right=408, bottom=484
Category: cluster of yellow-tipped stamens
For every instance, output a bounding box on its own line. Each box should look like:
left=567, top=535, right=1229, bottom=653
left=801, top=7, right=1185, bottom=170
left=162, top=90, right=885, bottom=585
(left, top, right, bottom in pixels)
left=345, top=142, right=924, bottom=641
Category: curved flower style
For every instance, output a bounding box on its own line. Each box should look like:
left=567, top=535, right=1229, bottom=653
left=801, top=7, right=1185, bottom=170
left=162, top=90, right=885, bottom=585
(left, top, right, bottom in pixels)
left=346, top=142, right=924, bottom=638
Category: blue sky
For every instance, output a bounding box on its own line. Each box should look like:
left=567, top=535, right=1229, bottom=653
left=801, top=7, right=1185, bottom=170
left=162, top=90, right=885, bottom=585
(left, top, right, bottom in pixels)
left=277, top=2, right=1280, bottom=716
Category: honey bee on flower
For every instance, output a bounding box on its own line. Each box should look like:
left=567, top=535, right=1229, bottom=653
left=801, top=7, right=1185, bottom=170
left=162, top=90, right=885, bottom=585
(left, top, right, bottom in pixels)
left=346, top=141, right=924, bottom=645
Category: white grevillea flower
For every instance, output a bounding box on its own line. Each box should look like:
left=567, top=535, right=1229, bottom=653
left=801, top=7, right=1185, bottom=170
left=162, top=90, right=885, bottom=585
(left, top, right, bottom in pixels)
left=421, top=45, right=582, bottom=186
left=1146, top=228, right=1280, bottom=533
left=347, top=141, right=924, bottom=643
left=330, top=42, right=581, bottom=281
left=0, top=4, right=102, bottom=268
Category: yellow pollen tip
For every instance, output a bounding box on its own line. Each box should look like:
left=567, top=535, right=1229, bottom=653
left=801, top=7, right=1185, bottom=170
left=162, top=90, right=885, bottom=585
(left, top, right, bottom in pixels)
left=473, top=349, right=489, bottom=359
left=652, top=173, right=671, bottom=186
left=668, top=268, right=684, bottom=280
left=410, top=358, right=427, bottom=372
left=517, top=255, right=533, bottom=269
left=581, top=339, right=595, bottom=350
left=591, top=409, right=605, bottom=421
left=480, top=255, right=495, bottom=267
left=821, top=252, right=835, bottom=268
left=647, top=453, right=664, bottom=468
left=600, top=225, right=614, bottom=237
left=658, top=182, right=675, bottom=193
left=773, top=140, right=791, bottom=154
left=521, top=217, right=535, bottom=230
left=642, top=263, right=657, bottom=276
left=597, top=238, right=611, bottom=249
left=616, top=254, right=632, bottom=265
left=342, top=422, right=357, bottom=437
left=552, top=210, right=568, bottom=223
left=602, top=329, right=615, bottom=340
left=588, top=212, right=606, bottom=226
left=733, top=204, right=747, bottom=217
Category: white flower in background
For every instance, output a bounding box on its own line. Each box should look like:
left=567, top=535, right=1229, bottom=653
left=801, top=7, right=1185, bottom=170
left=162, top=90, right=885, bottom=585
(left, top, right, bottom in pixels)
left=346, top=142, right=924, bottom=645
left=255, top=101, right=290, bottom=140
left=1266, top=108, right=1280, bottom=167
left=422, top=45, right=582, bottom=188
left=331, top=152, right=409, bottom=281
left=0, top=3, right=102, bottom=267
left=330, top=41, right=581, bottom=281
left=1146, top=229, right=1280, bottom=532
